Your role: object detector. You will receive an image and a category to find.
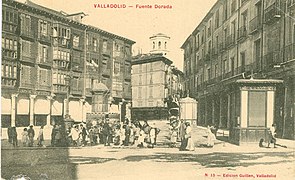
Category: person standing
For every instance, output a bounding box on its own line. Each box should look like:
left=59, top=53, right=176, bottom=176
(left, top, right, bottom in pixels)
left=124, top=124, right=131, bottom=146
left=179, top=120, right=187, bottom=151
left=27, top=125, right=35, bottom=147
left=102, top=119, right=111, bottom=146
left=185, top=122, right=194, bottom=151
left=7, top=126, right=12, bottom=144
left=37, top=126, right=44, bottom=147
left=11, top=127, right=18, bottom=147
left=268, top=124, right=277, bottom=148
left=80, top=124, right=87, bottom=146
left=22, top=128, right=29, bottom=147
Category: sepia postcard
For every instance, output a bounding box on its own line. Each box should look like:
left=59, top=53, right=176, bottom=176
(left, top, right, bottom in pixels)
left=1, top=0, right=295, bottom=179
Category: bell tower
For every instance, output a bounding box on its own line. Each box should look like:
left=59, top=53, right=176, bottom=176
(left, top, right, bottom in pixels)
left=149, top=33, right=170, bottom=56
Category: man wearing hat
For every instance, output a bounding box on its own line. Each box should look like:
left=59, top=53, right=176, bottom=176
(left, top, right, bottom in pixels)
left=27, top=125, right=35, bottom=147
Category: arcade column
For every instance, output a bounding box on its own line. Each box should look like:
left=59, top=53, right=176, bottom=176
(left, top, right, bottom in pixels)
left=11, top=93, right=18, bottom=127
left=29, top=95, right=36, bottom=125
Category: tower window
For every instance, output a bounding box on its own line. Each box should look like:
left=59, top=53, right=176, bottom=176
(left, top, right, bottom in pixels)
left=158, top=41, right=161, bottom=49
left=164, top=42, right=167, bottom=49
left=153, top=42, right=155, bottom=49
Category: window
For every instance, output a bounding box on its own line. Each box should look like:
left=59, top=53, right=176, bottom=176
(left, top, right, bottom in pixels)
left=215, top=9, right=220, bottom=29
left=150, top=74, right=153, bottom=84
left=139, top=75, right=142, bottom=85
left=153, top=42, right=155, bottom=49
left=158, top=41, right=161, bottom=49
left=39, top=68, right=50, bottom=86
left=240, top=52, right=246, bottom=72
left=223, top=2, right=228, bottom=21
left=138, top=87, right=142, bottom=99
left=21, top=14, right=31, bottom=35
left=215, top=64, right=218, bottom=77
left=73, top=35, right=80, bottom=48
left=40, top=45, right=48, bottom=63
left=93, top=38, right=97, bottom=52
left=208, top=20, right=212, bottom=37
left=149, top=86, right=153, bottom=98
left=207, top=68, right=211, bottom=80
left=103, top=39, right=108, bottom=52
left=223, top=59, right=228, bottom=73
left=22, top=40, right=31, bottom=57
left=231, top=0, right=236, bottom=14
left=39, top=20, right=48, bottom=36
left=231, top=57, right=235, bottom=75
left=164, top=42, right=167, bottom=49
left=21, top=65, right=32, bottom=86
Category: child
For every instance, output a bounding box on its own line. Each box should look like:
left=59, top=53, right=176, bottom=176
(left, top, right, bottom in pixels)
left=22, top=128, right=29, bottom=147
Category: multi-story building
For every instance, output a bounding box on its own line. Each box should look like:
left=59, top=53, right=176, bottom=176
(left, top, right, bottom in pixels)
left=131, top=33, right=183, bottom=120
left=181, top=0, right=295, bottom=141
left=1, top=0, right=135, bottom=135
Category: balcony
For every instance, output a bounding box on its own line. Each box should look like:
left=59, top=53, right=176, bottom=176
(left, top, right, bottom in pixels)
left=20, top=55, right=35, bottom=64
left=238, top=26, right=247, bottom=41
left=249, top=16, right=262, bottom=34
left=38, top=34, right=51, bottom=44
left=52, top=60, right=69, bottom=70
left=70, top=88, right=83, bottom=95
left=36, top=83, right=51, bottom=91
left=37, top=58, right=53, bottom=67
left=87, top=67, right=99, bottom=77
left=262, top=50, right=282, bottom=70
left=102, top=49, right=112, bottom=57
left=20, top=29, right=34, bottom=40
left=53, top=84, right=67, bottom=94
left=285, top=43, right=295, bottom=61
left=52, top=37, right=70, bottom=48
left=264, top=2, right=281, bottom=24
left=71, top=62, right=83, bottom=72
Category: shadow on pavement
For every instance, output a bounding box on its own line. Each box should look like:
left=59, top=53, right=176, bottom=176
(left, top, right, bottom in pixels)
left=121, top=151, right=294, bottom=168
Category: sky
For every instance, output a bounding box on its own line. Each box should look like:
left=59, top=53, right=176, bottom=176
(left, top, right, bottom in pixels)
left=18, top=0, right=217, bottom=70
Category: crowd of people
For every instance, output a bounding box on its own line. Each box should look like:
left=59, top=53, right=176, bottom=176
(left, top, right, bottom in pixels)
left=63, top=118, right=161, bottom=148
left=7, top=118, right=162, bottom=148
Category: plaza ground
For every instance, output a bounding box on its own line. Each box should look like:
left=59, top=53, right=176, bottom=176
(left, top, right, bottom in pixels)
left=2, top=120, right=295, bottom=180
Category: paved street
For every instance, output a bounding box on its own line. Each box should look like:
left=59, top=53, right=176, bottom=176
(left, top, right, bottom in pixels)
left=2, top=120, right=295, bottom=180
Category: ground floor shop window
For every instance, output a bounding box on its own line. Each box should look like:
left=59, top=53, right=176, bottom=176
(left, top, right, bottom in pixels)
left=248, top=91, right=266, bottom=127
left=51, top=115, right=63, bottom=125
left=34, top=115, right=47, bottom=126
left=1, top=115, right=11, bottom=128
left=16, top=115, right=30, bottom=127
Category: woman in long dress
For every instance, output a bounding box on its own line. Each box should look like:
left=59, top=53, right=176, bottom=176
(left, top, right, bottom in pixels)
left=207, top=125, right=216, bottom=147
left=185, top=122, right=195, bottom=151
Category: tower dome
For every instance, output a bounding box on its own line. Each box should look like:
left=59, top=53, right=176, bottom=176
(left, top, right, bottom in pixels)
left=149, top=33, right=170, bottom=56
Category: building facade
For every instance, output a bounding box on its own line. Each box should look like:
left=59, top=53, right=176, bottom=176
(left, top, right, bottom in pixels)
left=1, top=0, right=135, bottom=133
left=181, top=0, right=295, bottom=140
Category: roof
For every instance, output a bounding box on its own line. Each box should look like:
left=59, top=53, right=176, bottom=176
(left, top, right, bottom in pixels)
left=10, top=0, right=135, bottom=44
left=150, top=33, right=170, bottom=39
left=131, top=53, right=173, bottom=65
left=180, top=0, right=223, bottom=49
left=235, top=79, right=284, bottom=84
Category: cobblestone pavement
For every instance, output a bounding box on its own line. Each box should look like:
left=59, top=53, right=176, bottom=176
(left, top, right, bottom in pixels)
left=2, top=120, right=295, bottom=180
